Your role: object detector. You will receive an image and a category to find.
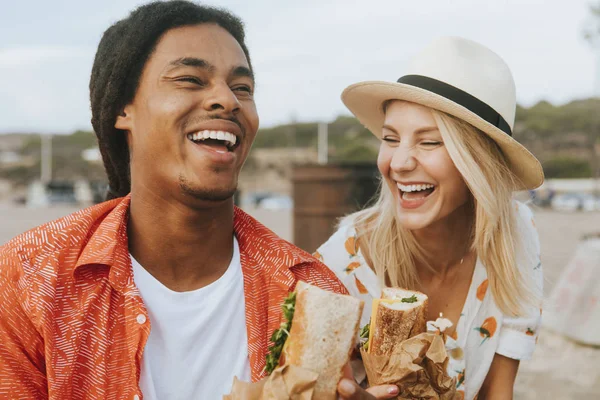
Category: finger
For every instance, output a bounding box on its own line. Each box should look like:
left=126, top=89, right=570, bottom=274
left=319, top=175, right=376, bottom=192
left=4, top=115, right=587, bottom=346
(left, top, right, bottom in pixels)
left=338, top=363, right=361, bottom=399
left=337, top=378, right=370, bottom=399
left=366, top=384, right=400, bottom=399
left=342, top=362, right=354, bottom=380
left=338, top=378, right=400, bottom=400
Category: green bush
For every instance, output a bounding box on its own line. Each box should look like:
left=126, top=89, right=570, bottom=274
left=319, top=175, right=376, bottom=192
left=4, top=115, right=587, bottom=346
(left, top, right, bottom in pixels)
left=543, top=157, right=592, bottom=178
left=330, top=142, right=378, bottom=163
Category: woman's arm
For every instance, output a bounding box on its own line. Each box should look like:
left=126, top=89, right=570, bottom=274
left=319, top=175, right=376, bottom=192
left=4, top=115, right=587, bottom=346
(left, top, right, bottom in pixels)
left=478, top=353, right=520, bottom=400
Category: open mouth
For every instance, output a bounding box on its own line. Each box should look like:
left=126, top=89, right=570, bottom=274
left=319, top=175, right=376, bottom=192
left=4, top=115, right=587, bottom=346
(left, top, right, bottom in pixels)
left=186, top=130, right=239, bottom=152
left=397, top=183, right=436, bottom=201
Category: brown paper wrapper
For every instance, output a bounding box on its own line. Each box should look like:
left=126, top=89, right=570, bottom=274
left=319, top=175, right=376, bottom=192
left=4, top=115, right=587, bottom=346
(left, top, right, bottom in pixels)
left=360, top=333, right=459, bottom=400
left=223, top=365, right=318, bottom=400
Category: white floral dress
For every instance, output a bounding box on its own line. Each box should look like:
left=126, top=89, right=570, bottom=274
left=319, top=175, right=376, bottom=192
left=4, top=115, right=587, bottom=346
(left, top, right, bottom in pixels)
left=314, top=201, right=543, bottom=400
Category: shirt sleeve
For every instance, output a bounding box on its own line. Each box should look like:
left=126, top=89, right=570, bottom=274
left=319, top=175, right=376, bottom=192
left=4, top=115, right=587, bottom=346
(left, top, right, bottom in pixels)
left=496, top=202, right=543, bottom=361
left=313, top=218, right=357, bottom=290
left=314, top=217, right=378, bottom=298
left=0, top=245, right=48, bottom=398
left=314, top=218, right=371, bottom=384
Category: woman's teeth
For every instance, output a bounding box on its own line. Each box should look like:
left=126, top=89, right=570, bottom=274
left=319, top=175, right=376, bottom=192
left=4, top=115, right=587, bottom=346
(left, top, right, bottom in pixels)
left=187, top=130, right=237, bottom=148
left=397, top=183, right=435, bottom=193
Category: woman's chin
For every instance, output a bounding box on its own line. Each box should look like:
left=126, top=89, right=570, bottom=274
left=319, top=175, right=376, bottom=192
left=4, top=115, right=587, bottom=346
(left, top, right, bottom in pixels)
left=395, top=198, right=444, bottom=231
left=396, top=213, right=435, bottom=231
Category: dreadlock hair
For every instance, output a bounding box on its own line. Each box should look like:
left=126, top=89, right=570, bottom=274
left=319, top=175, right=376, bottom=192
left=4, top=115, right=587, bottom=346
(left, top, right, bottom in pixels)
left=90, top=1, right=252, bottom=200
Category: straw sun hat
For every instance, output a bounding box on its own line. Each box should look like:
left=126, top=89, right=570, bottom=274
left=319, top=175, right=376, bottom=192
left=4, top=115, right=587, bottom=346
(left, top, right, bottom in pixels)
left=341, top=36, right=544, bottom=190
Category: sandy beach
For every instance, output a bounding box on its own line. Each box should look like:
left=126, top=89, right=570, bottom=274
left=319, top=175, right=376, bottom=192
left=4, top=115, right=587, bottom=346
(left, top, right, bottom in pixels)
left=1, top=203, right=599, bottom=398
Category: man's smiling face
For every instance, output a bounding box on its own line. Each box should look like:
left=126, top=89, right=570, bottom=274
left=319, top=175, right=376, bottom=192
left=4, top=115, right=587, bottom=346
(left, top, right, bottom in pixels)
left=116, top=23, right=259, bottom=204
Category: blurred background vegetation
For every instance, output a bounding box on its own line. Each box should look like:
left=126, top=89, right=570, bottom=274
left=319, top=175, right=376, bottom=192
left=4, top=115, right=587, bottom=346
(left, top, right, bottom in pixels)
left=2, top=98, right=599, bottom=190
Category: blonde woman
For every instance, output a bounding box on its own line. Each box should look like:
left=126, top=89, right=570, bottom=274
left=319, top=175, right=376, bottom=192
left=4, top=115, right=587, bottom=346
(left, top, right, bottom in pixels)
left=320, top=37, right=543, bottom=400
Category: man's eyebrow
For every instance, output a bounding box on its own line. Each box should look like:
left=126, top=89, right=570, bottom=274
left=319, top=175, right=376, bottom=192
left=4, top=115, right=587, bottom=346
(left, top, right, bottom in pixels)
left=165, top=58, right=254, bottom=83
left=167, top=57, right=215, bottom=72
left=231, top=65, right=254, bottom=83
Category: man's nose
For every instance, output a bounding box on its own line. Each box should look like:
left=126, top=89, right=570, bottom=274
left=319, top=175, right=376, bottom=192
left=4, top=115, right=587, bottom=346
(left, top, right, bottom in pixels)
left=203, top=82, right=241, bottom=114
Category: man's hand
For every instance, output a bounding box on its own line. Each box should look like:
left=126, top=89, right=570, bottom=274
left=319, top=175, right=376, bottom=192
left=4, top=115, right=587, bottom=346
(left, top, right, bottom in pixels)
left=337, top=363, right=399, bottom=399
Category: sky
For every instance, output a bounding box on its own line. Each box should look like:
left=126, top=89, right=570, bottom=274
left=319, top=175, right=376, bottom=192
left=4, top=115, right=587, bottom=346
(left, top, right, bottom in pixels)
left=0, top=0, right=598, bottom=134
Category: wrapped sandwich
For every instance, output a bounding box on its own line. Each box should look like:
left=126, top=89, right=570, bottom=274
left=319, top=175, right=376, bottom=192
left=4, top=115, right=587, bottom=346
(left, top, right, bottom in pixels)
left=360, top=288, right=457, bottom=399
left=366, top=288, right=428, bottom=355
left=225, top=281, right=364, bottom=400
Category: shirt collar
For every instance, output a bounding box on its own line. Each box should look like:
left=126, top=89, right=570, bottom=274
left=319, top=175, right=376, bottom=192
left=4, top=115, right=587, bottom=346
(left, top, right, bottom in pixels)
left=73, top=197, right=311, bottom=290
left=74, top=195, right=132, bottom=290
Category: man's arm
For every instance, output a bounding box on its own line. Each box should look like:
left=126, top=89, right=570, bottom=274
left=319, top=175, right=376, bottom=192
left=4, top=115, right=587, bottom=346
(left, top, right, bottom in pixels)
left=0, top=256, right=48, bottom=398
left=478, top=353, right=520, bottom=400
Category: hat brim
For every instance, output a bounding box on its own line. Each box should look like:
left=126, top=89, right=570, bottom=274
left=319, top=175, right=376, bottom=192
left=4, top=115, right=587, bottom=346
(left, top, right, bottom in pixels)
left=341, top=81, right=544, bottom=190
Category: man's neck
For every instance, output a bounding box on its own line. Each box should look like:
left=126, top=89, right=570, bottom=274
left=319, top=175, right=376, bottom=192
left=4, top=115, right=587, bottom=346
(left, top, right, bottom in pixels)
left=127, top=189, right=235, bottom=292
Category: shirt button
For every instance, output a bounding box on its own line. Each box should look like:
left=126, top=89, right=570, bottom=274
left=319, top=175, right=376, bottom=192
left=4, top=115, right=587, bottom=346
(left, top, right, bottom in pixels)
left=136, top=314, right=147, bottom=325
left=133, top=395, right=140, bottom=400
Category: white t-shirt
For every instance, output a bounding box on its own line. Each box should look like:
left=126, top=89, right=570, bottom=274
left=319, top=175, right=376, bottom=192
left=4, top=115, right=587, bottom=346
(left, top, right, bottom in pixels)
left=131, top=237, right=251, bottom=400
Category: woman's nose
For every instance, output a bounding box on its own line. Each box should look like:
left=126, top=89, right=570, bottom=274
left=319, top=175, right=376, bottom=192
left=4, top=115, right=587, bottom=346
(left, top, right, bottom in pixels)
left=390, top=145, right=418, bottom=172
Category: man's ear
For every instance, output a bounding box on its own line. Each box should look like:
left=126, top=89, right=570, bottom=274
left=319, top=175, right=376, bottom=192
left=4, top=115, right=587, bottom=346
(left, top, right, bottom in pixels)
left=115, top=104, right=133, bottom=131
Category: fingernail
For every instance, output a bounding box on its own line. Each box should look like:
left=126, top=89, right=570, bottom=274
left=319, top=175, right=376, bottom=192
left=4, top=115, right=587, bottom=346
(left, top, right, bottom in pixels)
left=388, top=386, right=399, bottom=395
left=340, top=379, right=355, bottom=394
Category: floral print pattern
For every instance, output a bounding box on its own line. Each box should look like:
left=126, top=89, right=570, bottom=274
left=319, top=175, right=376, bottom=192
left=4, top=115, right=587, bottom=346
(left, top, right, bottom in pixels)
left=474, top=317, right=498, bottom=345
left=314, top=201, right=543, bottom=399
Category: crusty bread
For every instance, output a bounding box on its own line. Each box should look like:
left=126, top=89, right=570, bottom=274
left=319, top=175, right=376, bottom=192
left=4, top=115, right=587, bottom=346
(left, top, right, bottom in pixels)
left=368, top=288, right=428, bottom=356
left=283, top=281, right=364, bottom=400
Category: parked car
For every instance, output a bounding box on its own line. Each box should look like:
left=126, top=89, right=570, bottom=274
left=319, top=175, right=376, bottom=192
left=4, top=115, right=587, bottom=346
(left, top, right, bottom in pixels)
left=551, top=193, right=600, bottom=212
left=258, top=195, right=293, bottom=211
left=241, top=191, right=274, bottom=208
left=581, top=194, right=600, bottom=212
left=47, top=181, right=77, bottom=205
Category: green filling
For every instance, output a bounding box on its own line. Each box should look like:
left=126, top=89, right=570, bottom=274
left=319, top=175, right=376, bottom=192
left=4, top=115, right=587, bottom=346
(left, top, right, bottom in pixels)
left=401, top=294, right=418, bottom=303
left=360, top=323, right=370, bottom=351
left=265, top=291, right=296, bottom=375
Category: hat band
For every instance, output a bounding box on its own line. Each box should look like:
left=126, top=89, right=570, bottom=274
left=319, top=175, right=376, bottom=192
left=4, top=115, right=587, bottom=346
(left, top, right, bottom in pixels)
left=397, top=74, right=513, bottom=137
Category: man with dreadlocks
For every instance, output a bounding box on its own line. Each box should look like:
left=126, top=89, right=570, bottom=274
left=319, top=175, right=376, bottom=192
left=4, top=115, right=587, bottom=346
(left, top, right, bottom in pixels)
left=0, top=2, right=396, bottom=399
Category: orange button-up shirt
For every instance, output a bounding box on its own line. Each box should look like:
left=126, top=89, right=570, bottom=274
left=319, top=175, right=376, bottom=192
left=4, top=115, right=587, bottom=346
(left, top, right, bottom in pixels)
left=0, top=195, right=347, bottom=399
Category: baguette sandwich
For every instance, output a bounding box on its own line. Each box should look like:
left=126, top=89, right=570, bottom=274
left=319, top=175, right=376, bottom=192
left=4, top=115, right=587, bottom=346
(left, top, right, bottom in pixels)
left=365, top=288, right=428, bottom=356
left=265, top=281, right=364, bottom=400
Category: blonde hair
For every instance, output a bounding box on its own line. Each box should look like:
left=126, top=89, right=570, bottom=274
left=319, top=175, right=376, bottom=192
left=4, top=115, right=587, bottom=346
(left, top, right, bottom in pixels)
left=352, top=107, right=539, bottom=316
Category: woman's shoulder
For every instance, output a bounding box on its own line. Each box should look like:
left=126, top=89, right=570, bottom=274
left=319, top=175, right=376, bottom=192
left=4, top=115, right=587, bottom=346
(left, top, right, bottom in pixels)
left=315, top=214, right=359, bottom=259
left=513, top=200, right=541, bottom=254
left=315, top=213, right=379, bottom=314
left=514, top=199, right=535, bottom=221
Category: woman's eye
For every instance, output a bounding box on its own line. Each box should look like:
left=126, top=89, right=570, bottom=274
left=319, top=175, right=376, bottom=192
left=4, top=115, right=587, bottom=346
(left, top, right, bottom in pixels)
left=382, top=137, right=400, bottom=143
left=421, top=141, right=442, bottom=147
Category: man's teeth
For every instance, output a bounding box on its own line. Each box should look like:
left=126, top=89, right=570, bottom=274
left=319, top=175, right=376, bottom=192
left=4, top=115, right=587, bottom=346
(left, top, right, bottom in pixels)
left=187, top=130, right=237, bottom=147
left=397, top=183, right=435, bottom=192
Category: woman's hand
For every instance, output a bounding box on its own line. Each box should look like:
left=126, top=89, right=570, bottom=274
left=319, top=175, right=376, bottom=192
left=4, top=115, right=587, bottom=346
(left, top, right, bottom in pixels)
left=337, top=363, right=399, bottom=399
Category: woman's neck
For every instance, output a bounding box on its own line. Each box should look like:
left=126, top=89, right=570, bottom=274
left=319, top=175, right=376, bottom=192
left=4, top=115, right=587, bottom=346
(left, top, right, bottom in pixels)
left=412, top=203, right=474, bottom=276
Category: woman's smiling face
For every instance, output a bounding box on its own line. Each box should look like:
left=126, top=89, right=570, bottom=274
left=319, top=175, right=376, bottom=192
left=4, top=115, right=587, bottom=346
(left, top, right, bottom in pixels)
left=377, top=100, right=470, bottom=230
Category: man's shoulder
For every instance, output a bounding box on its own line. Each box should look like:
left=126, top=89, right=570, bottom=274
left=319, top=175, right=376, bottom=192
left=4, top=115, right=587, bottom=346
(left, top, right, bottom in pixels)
left=0, top=199, right=122, bottom=277
left=291, top=259, right=348, bottom=295
left=233, top=206, right=312, bottom=264
left=233, top=207, right=346, bottom=294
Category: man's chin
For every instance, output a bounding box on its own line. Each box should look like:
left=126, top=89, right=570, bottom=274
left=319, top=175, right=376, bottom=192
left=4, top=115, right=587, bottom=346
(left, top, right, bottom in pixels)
left=179, top=180, right=237, bottom=203
left=180, top=184, right=236, bottom=203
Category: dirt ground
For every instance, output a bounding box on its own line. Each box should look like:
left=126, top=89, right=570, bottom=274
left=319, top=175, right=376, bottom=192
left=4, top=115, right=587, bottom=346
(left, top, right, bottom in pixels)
left=1, top=203, right=599, bottom=398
